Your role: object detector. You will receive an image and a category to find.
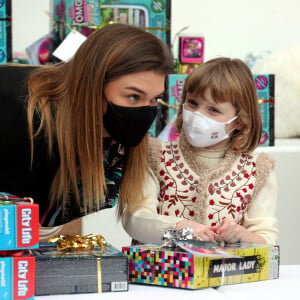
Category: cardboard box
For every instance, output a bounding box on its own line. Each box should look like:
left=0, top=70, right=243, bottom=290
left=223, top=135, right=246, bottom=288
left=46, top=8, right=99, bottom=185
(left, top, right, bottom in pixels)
left=179, top=36, right=204, bottom=64
left=122, top=242, right=279, bottom=289
left=32, top=242, right=128, bottom=295
left=0, top=252, right=35, bottom=300
left=167, top=74, right=187, bottom=121
left=0, top=196, right=39, bottom=251
left=52, top=0, right=171, bottom=44
left=0, top=0, right=12, bottom=64
left=253, top=74, right=275, bottom=146
left=100, top=0, right=171, bottom=45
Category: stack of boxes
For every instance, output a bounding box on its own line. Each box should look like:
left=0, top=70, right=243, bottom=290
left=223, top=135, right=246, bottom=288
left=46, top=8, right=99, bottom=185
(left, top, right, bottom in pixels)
left=0, top=0, right=12, bottom=64
left=0, top=194, right=39, bottom=300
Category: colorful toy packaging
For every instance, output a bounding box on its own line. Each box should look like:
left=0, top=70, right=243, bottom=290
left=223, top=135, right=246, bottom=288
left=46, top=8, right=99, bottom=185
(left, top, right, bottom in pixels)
left=167, top=74, right=187, bottom=121
left=0, top=193, right=39, bottom=251
left=0, top=0, right=12, bottom=64
left=99, top=0, right=171, bottom=45
left=0, top=251, right=35, bottom=300
left=52, top=0, right=171, bottom=44
left=179, top=36, right=204, bottom=64
left=253, top=74, right=275, bottom=146
left=122, top=242, right=279, bottom=290
left=33, top=241, right=128, bottom=295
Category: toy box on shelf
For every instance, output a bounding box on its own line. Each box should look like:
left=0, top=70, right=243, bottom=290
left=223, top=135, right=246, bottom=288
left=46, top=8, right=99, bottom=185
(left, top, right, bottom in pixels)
left=0, top=0, right=12, bottom=64
left=253, top=74, right=275, bottom=146
left=177, top=36, right=204, bottom=74
left=122, top=241, right=279, bottom=290
left=33, top=241, right=129, bottom=296
left=52, top=0, right=171, bottom=44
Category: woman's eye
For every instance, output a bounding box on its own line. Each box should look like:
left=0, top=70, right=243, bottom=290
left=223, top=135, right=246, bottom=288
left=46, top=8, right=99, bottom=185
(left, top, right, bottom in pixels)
left=151, top=97, right=161, bottom=105
left=128, top=95, right=139, bottom=102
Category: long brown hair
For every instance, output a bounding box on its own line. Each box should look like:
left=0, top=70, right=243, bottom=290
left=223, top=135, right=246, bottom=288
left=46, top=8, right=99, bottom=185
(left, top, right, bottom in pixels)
left=176, top=57, right=262, bottom=153
left=27, top=24, right=173, bottom=217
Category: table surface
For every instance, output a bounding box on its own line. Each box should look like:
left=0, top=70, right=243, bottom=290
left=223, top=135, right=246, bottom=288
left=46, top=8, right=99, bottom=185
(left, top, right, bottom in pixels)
left=36, top=265, right=300, bottom=300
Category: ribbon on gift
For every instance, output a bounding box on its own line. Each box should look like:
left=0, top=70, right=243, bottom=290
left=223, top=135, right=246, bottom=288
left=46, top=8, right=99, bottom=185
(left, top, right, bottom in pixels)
left=48, top=234, right=107, bottom=252
left=0, top=192, right=34, bottom=205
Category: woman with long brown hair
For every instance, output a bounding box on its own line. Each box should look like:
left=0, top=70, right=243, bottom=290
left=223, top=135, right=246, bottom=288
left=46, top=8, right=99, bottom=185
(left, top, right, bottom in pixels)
left=0, top=23, right=173, bottom=226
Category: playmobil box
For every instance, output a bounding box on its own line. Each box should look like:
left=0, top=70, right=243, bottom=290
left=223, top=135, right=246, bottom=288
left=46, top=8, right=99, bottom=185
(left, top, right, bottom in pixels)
left=33, top=242, right=128, bottom=295
left=122, top=241, right=279, bottom=290
left=0, top=252, right=35, bottom=300
left=253, top=74, right=275, bottom=146
left=0, top=194, right=39, bottom=251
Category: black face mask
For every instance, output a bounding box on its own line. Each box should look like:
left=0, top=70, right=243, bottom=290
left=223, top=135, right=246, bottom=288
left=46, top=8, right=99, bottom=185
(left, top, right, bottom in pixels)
left=103, top=101, right=157, bottom=147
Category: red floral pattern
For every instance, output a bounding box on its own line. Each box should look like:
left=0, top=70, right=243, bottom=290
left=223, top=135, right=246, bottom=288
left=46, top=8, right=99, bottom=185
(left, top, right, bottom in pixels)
left=157, top=141, right=257, bottom=226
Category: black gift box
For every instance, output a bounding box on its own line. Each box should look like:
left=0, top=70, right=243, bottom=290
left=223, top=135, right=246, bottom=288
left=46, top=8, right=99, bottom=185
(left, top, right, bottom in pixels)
left=32, top=242, right=128, bottom=295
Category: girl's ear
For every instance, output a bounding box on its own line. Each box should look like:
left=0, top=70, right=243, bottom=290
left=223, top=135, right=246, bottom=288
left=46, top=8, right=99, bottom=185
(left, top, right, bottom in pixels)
left=234, top=121, right=244, bottom=131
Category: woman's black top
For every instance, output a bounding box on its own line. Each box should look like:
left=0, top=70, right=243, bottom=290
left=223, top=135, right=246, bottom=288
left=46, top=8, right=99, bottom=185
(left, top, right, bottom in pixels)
left=0, top=65, right=126, bottom=226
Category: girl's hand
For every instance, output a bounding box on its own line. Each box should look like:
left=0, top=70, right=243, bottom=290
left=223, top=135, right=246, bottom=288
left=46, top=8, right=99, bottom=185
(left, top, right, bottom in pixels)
left=175, top=219, right=217, bottom=241
left=210, top=218, right=245, bottom=243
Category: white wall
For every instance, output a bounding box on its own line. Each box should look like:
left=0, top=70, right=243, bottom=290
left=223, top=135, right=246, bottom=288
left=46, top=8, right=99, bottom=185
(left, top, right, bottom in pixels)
left=11, top=0, right=300, bottom=264
left=12, top=0, right=300, bottom=60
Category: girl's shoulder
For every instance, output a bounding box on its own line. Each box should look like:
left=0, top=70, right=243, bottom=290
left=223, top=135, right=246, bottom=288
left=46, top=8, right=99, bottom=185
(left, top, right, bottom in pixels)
left=246, top=152, right=275, bottom=170
left=148, top=137, right=171, bottom=175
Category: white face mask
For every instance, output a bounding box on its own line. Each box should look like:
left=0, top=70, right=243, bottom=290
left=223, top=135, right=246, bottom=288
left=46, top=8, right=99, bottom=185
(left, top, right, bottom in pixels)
left=182, top=107, right=238, bottom=148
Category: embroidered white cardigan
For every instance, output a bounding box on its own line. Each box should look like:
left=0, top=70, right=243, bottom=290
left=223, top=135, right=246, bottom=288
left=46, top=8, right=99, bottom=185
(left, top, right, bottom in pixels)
left=122, top=135, right=278, bottom=245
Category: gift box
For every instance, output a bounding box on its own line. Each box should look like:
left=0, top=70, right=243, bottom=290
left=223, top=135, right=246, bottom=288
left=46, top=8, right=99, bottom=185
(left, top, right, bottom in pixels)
left=0, top=251, right=35, bottom=300
left=32, top=242, right=128, bottom=295
left=122, top=242, right=279, bottom=290
left=253, top=74, right=275, bottom=146
left=0, top=194, right=39, bottom=251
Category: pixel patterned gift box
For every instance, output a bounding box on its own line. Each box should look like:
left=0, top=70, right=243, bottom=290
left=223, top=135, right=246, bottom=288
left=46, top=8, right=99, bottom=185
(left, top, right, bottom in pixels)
left=122, top=242, right=279, bottom=289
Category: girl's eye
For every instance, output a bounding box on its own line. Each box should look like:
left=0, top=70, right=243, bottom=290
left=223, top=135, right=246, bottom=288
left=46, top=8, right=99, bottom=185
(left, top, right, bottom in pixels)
left=209, top=107, right=220, bottom=113
left=186, top=99, right=198, bottom=107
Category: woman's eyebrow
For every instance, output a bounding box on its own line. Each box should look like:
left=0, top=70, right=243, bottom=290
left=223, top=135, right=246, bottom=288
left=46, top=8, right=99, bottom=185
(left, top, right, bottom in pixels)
left=125, top=86, right=146, bottom=95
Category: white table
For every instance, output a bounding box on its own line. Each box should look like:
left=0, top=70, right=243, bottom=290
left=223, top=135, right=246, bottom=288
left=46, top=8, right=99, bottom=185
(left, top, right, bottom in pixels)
left=36, top=265, right=299, bottom=300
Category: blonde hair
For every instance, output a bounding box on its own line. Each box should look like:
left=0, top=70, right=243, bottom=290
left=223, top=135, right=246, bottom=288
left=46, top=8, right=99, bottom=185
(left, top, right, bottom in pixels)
left=177, top=57, right=262, bottom=153
left=27, top=24, right=173, bottom=218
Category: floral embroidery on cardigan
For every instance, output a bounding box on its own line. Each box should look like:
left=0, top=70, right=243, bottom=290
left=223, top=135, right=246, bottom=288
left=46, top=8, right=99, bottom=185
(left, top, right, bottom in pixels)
left=207, top=154, right=256, bottom=226
left=157, top=140, right=257, bottom=226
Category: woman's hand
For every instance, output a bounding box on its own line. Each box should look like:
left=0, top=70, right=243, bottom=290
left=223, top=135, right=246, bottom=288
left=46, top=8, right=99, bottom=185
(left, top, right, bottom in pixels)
left=210, top=218, right=245, bottom=243
left=175, top=219, right=217, bottom=241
